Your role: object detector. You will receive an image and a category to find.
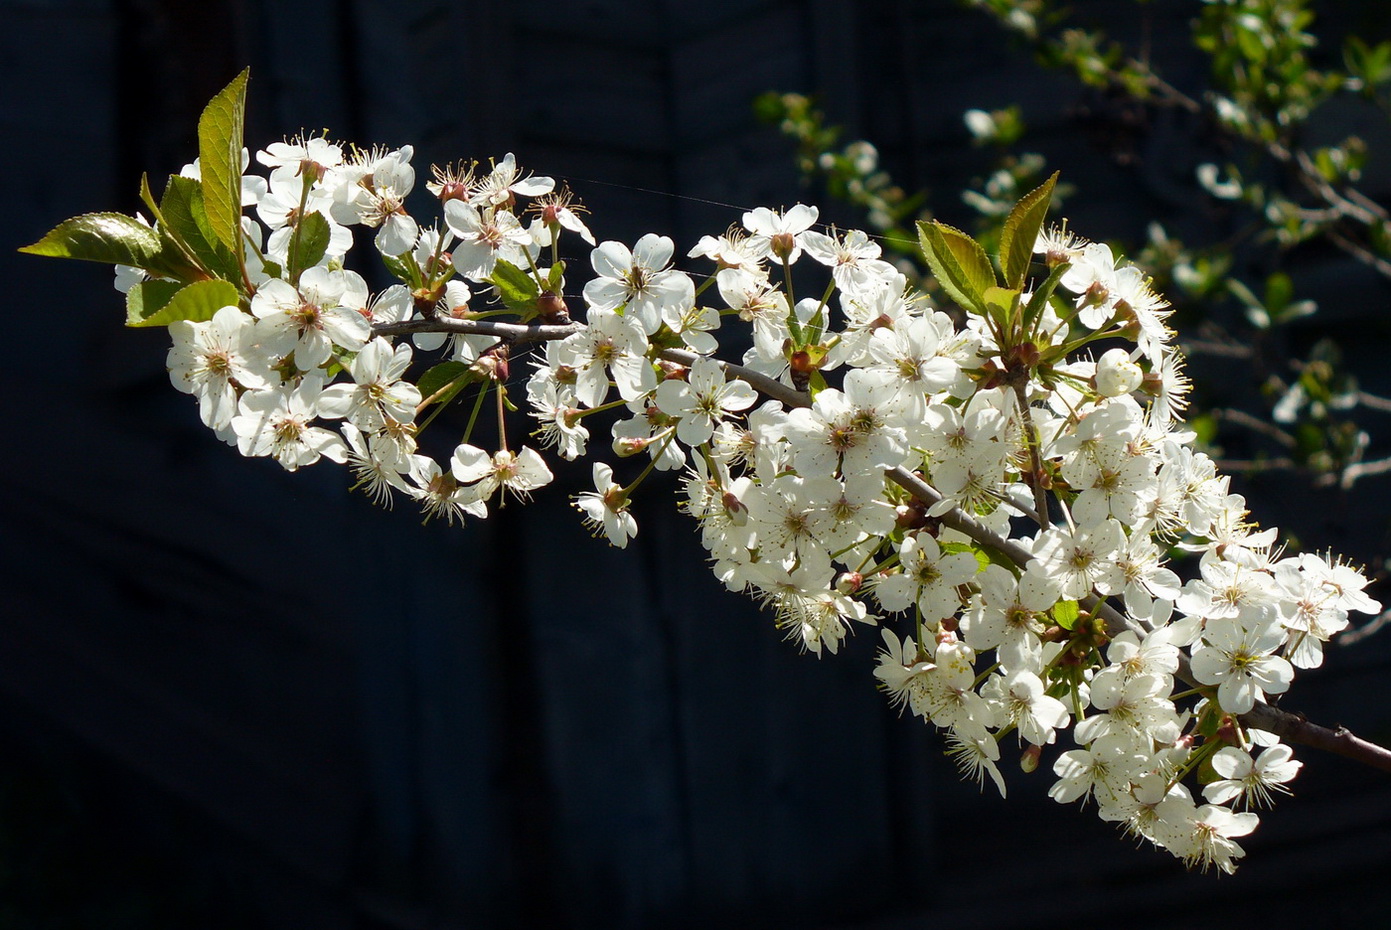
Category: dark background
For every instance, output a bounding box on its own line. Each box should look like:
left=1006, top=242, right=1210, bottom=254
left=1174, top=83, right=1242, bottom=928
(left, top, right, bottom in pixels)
left=4, top=0, right=1391, bottom=927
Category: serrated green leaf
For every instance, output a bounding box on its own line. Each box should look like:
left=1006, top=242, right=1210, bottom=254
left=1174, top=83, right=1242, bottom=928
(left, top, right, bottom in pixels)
left=490, top=258, right=540, bottom=313
left=1000, top=171, right=1058, bottom=289
left=917, top=220, right=995, bottom=314
left=198, top=68, right=249, bottom=256
left=287, top=212, right=331, bottom=282
left=161, top=174, right=241, bottom=282
left=983, top=286, right=1019, bottom=332
left=416, top=361, right=471, bottom=403
left=1052, top=599, right=1080, bottom=631
left=21, top=213, right=165, bottom=269
left=126, top=278, right=239, bottom=328
left=124, top=280, right=183, bottom=326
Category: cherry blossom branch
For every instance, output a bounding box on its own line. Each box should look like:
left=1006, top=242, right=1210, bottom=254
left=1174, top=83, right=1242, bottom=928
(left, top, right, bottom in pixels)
left=373, top=315, right=584, bottom=345
left=658, top=348, right=812, bottom=410
left=1239, top=701, right=1391, bottom=774
left=389, top=325, right=1391, bottom=775
left=1339, top=607, right=1391, bottom=646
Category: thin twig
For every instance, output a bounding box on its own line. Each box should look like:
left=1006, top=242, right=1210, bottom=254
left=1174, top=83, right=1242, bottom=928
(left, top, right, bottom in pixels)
left=1339, top=608, right=1391, bottom=646
left=1212, top=407, right=1298, bottom=448
left=373, top=316, right=584, bottom=345
left=1356, top=391, right=1391, bottom=414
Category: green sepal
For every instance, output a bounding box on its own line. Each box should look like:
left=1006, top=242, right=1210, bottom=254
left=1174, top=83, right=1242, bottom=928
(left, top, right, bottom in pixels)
left=126, top=278, right=239, bottom=328
left=1000, top=171, right=1058, bottom=290
left=917, top=220, right=995, bottom=314
left=1052, top=599, right=1080, bottom=631
left=197, top=68, right=250, bottom=257
left=416, top=361, right=472, bottom=404
left=545, top=261, right=566, bottom=291
left=286, top=212, right=331, bottom=283
left=490, top=258, right=540, bottom=314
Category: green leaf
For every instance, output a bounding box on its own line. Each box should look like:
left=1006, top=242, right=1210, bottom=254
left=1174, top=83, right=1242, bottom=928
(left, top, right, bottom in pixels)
left=490, top=258, right=540, bottom=313
left=938, top=541, right=992, bottom=574
left=126, top=278, right=239, bottom=328
left=124, top=280, right=183, bottom=326
left=380, top=251, right=417, bottom=286
left=1052, top=599, right=1080, bottom=631
left=160, top=174, right=241, bottom=282
left=197, top=68, right=249, bottom=256
left=545, top=260, right=566, bottom=291
left=416, top=361, right=471, bottom=403
left=286, top=212, right=331, bottom=282
left=1022, top=260, right=1070, bottom=333
left=983, top=286, right=1019, bottom=332
left=999, top=171, right=1058, bottom=289
left=21, top=213, right=166, bottom=269
left=917, top=220, right=995, bottom=314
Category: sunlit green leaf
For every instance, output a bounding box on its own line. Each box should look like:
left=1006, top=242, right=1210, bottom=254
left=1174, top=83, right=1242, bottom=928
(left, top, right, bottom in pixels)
left=198, top=68, right=249, bottom=256
left=1000, top=171, right=1058, bottom=289
left=126, top=278, right=238, bottom=328
left=917, top=220, right=995, bottom=314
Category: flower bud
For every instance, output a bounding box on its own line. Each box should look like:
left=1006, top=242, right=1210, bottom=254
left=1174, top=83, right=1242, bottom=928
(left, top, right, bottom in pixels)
left=614, top=436, right=649, bottom=457
left=1020, top=744, right=1042, bottom=774
left=722, top=490, right=749, bottom=526
left=657, top=360, right=689, bottom=381
left=1095, top=347, right=1143, bottom=397
left=835, top=571, right=863, bottom=595
left=771, top=231, right=797, bottom=261
left=536, top=291, right=570, bottom=324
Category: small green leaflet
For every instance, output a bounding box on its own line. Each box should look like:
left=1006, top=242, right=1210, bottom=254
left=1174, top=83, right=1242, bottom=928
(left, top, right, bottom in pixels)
left=126, top=278, right=239, bottom=328
left=416, top=361, right=471, bottom=403
left=490, top=258, right=540, bottom=314
left=286, top=212, right=331, bottom=282
left=917, top=220, right=996, bottom=314
left=999, top=171, right=1058, bottom=290
left=1052, top=599, right=1081, bottom=631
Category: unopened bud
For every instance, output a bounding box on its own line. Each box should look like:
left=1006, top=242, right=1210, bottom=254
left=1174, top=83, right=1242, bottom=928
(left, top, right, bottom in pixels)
left=835, top=571, right=864, bottom=595
left=1020, top=744, right=1043, bottom=774
left=536, top=291, right=570, bottom=324
left=614, top=436, right=649, bottom=457
left=1095, top=347, right=1143, bottom=397
left=657, top=360, right=689, bottom=381
left=437, top=179, right=469, bottom=203
left=472, top=344, right=510, bottom=382
left=771, top=231, right=797, bottom=261
left=722, top=490, right=749, bottom=526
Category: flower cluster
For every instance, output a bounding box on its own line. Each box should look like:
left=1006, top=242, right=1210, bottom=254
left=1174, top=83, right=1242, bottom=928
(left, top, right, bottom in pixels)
left=26, top=72, right=1382, bottom=874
